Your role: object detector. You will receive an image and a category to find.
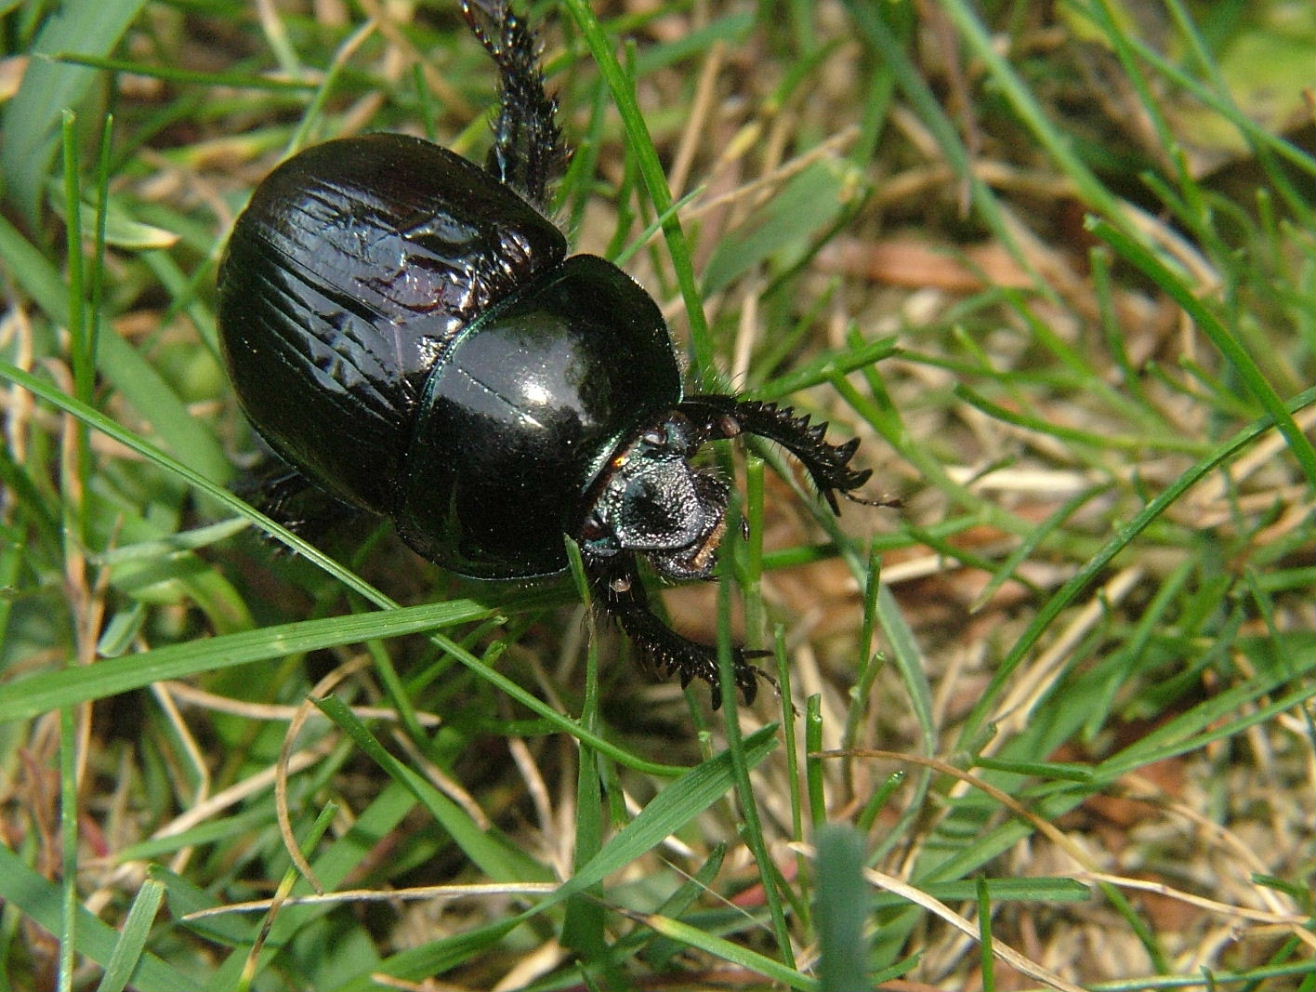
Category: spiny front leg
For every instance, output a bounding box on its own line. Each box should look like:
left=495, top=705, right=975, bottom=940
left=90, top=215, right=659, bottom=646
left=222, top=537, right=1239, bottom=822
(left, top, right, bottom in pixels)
left=586, top=552, right=769, bottom=708
left=461, top=0, right=567, bottom=209
left=677, top=395, right=892, bottom=513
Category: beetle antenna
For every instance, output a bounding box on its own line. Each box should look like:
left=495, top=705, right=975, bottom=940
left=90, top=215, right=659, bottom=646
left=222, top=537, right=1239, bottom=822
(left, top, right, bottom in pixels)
left=461, top=0, right=567, bottom=209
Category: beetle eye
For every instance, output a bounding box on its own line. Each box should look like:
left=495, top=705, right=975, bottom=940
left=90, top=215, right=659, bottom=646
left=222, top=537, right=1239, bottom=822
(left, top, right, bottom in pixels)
left=639, top=417, right=692, bottom=454
left=579, top=513, right=621, bottom=558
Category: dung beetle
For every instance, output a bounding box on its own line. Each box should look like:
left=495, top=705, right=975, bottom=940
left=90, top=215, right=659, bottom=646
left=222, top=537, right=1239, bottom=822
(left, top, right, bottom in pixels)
left=218, top=0, right=879, bottom=705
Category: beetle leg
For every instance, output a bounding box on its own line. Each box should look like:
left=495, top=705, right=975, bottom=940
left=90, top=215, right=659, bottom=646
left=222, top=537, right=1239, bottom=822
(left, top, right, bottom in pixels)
left=585, top=551, right=770, bottom=708
left=461, top=0, right=567, bottom=209
left=237, top=459, right=360, bottom=551
left=677, top=395, right=898, bottom=514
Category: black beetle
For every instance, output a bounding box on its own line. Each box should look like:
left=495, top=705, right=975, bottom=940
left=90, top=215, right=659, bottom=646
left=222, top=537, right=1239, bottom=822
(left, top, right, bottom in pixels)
left=218, top=0, right=878, bottom=705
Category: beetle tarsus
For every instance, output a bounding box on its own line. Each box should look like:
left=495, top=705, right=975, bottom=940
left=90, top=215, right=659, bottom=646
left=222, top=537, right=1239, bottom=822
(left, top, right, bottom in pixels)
left=461, top=0, right=566, bottom=208
left=588, top=553, right=770, bottom=707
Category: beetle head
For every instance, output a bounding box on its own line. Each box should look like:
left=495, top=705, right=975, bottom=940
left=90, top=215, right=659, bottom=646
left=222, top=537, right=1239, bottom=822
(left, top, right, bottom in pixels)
left=581, top=414, right=729, bottom=581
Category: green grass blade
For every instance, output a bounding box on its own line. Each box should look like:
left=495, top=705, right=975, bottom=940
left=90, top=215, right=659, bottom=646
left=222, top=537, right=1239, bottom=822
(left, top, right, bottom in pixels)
left=1, top=0, right=147, bottom=218
left=0, top=844, right=197, bottom=990
left=95, top=880, right=166, bottom=992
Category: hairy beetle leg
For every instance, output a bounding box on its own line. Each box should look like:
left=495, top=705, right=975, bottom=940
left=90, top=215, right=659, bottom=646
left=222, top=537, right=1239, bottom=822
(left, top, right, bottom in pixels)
left=678, top=395, right=899, bottom=514
left=588, top=553, right=770, bottom=707
left=461, top=0, right=566, bottom=209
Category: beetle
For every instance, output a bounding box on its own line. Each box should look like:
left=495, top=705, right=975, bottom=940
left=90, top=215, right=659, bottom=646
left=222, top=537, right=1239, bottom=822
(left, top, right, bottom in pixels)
left=217, top=0, right=880, bottom=705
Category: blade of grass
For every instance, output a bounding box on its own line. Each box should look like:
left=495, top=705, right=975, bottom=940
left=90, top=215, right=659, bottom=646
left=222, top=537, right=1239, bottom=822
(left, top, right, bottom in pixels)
left=0, top=598, right=499, bottom=723
left=0, top=844, right=197, bottom=990
left=350, top=726, right=781, bottom=990
left=816, top=824, right=869, bottom=992
left=561, top=539, right=608, bottom=963
left=550, top=725, right=779, bottom=907
left=0, top=0, right=148, bottom=218
left=637, top=910, right=817, bottom=991
left=0, top=217, right=229, bottom=481
left=51, top=52, right=320, bottom=91
left=58, top=110, right=89, bottom=992
left=841, top=0, right=1049, bottom=296
left=933, top=0, right=1130, bottom=235
left=94, top=880, right=166, bottom=992
left=717, top=571, right=796, bottom=968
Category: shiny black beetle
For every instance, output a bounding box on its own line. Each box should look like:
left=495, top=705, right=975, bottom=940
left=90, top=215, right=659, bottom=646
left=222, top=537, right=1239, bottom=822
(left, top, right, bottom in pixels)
left=218, top=0, right=877, bottom=705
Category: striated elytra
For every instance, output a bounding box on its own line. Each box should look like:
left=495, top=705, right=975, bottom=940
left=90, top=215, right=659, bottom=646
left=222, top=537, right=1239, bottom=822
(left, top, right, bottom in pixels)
left=218, top=0, right=879, bottom=706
